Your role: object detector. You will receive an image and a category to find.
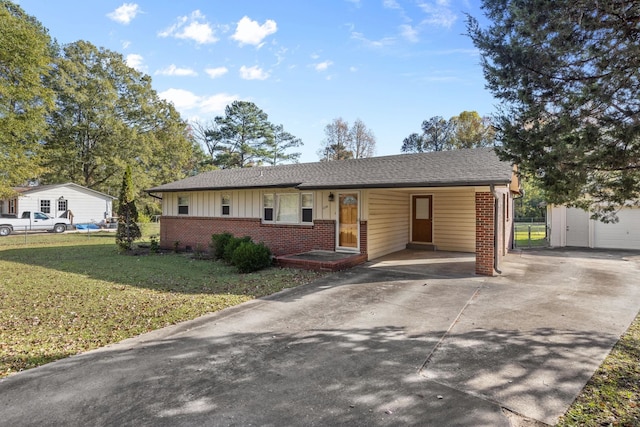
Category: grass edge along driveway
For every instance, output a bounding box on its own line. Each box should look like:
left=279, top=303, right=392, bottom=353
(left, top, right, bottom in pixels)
left=0, top=233, right=324, bottom=377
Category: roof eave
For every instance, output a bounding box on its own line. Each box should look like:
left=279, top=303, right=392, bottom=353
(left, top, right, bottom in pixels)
left=148, top=179, right=513, bottom=193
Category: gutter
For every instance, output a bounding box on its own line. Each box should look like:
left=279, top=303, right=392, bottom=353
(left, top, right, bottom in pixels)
left=147, top=192, right=162, bottom=200
left=489, top=184, right=502, bottom=274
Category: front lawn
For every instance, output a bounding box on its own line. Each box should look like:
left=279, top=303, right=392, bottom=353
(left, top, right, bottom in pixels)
left=0, top=232, right=324, bottom=377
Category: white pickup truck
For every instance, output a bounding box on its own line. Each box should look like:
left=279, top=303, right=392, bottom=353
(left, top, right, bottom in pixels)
left=0, top=211, right=71, bottom=236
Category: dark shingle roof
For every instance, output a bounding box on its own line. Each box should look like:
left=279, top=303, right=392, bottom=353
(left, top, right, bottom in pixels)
left=148, top=148, right=513, bottom=193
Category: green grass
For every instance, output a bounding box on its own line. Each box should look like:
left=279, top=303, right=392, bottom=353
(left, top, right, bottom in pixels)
left=557, top=314, right=640, bottom=426
left=514, top=223, right=548, bottom=248
left=0, top=232, right=325, bottom=377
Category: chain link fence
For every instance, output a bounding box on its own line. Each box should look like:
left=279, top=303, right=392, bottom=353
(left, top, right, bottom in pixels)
left=514, top=222, right=549, bottom=248
left=0, top=221, right=160, bottom=245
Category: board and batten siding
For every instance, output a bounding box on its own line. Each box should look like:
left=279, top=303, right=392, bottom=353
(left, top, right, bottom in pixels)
left=366, top=190, right=410, bottom=260
left=163, top=189, right=334, bottom=220
left=432, top=189, right=476, bottom=252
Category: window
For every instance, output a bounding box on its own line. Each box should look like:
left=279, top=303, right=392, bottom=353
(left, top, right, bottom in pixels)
left=221, top=194, right=231, bottom=216
left=8, top=199, right=15, bottom=214
left=35, top=212, right=49, bottom=220
left=263, top=194, right=274, bottom=221
left=58, top=199, right=68, bottom=212
left=40, top=200, right=51, bottom=214
left=263, top=193, right=313, bottom=224
left=301, top=193, right=313, bottom=223
left=178, top=196, right=189, bottom=215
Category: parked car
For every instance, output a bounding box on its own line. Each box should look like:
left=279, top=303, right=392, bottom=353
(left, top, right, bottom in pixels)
left=0, top=211, right=71, bottom=236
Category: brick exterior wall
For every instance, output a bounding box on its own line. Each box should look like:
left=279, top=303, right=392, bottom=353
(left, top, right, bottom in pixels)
left=160, top=216, right=342, bottom=256
left=359, top=221, right=368, bottom=255
left=475, top=192, right=495, bottom=276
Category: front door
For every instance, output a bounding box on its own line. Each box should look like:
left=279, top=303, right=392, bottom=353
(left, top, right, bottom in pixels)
left=338, top=193, right=359, bottom=250
left=412, top=195, right=433, bottom=243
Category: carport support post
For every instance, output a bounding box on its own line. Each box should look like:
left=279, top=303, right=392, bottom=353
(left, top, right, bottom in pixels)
left=475, top=192, right=495, bottom=276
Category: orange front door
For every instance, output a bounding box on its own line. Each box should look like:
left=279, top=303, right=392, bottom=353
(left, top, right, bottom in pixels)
left=338, top=193, right=358, bottom=249
left=412, top=195, right=433, bottom=242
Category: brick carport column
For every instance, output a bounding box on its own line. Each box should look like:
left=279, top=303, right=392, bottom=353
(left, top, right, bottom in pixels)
left=475, top=192, right=495, bottom=276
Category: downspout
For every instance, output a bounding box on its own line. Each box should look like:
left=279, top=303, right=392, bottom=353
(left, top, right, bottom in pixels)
left=489, top=184, right=502, bottom=274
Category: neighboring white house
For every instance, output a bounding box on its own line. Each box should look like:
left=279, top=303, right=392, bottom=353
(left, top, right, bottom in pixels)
left=0, top=183, right=116, bottom=225
left=547, top=205, right=640, bottom=250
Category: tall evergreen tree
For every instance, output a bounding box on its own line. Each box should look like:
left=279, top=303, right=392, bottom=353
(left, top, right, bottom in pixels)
left=263, top=124, right=302, bottom=165
left=116, top=165, right=141, bottom=251
left=206, top=101, right=273, bottom=168
left=468, top=1, right=640, bottom=221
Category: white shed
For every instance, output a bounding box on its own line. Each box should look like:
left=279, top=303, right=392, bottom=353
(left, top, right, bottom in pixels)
left=0, top=183, right=116, bottom=225
left=547, top=205, right=640, bottom=250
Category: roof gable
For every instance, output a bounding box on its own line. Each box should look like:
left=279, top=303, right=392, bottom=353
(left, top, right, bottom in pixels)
left=14, top=183, right=117, bottom=200
left=148, top=148, right=514, bottom=193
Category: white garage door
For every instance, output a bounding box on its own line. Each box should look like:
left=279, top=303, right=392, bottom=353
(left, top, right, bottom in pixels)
left=594, top=207, right=640, bottom=250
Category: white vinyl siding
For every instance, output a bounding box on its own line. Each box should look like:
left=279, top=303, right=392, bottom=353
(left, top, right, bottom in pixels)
left=367, top=190, right=410, bottom=260
left=432, top=189, right=475, bottom=252
left=5, top=184, right=114, bottom=224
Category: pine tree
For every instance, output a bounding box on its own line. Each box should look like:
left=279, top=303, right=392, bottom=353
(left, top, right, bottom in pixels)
left=116, top=165, right=141, bottom=251
left=467, top=1, right=640, bottom=221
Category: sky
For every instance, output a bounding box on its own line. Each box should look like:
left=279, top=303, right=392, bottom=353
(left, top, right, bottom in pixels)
left=18, top=0, right=496, bottom=163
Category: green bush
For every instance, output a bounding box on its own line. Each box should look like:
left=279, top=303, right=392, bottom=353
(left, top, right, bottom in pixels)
left=210, top=232, right=233, bottom=260
left=231, top=241, right=272, bottom=273
left=223, top=236, right=252, bottom=263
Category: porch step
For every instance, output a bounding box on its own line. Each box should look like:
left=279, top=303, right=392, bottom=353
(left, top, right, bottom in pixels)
left=406, top=243, right=437, bottom=251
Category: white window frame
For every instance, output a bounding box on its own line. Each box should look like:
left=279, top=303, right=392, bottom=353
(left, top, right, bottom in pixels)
left=177, top=196, right=189, bottom=215
left=40, top=199, right=51, bottom=214
left=58, top=199, right=68, bottom=212
left=221, top=194, right=231, bottom=216
left=262, top=192, right=313, bottom=225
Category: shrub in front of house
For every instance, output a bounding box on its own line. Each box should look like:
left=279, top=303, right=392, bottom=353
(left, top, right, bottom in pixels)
left=210, top=232, right=233, bottom=260
left=231, top=241, right=272, bottom=273
left=222, top=236, right=252, bottom=263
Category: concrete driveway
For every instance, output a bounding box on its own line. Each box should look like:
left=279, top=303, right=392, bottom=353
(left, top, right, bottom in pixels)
left=1, top=248, right=640, bottom=426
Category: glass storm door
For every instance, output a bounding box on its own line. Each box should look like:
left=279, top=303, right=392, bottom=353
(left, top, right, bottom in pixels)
left=412, top=195, right=433, bottom=243
left=338, top=193, right=359, bottom=249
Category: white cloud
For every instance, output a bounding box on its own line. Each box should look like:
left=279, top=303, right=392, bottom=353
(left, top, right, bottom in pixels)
left=121, top=40, right=131, bottom=49
left=125, top=54, right=146, bottom=72
left=383, top=0, right=401, bottom=9
left=200, top=93, right=240, bottom=114
left=418, top=1, right=457, bottom=28
left=351, top=32, right=395, bottom=48
left=107, top=3, right=140, bottom=25
left=159, top=88, right=201, bottom=110
left=159, top=10, right=218, bottom=44
left=314, top=60, right=333, bottom=72
left=232, top=16, right=277, bottom=46
left=239, top=65, right=269, bottom=80
left=400, top=24, right=419, bottom=42
left=156, top=64, right=198, bottom=77
left=205, top=67, right=229, bottom=79
left=158, top=89, right=238, bottom=115
left=349, top=66, right=358, bottom=72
